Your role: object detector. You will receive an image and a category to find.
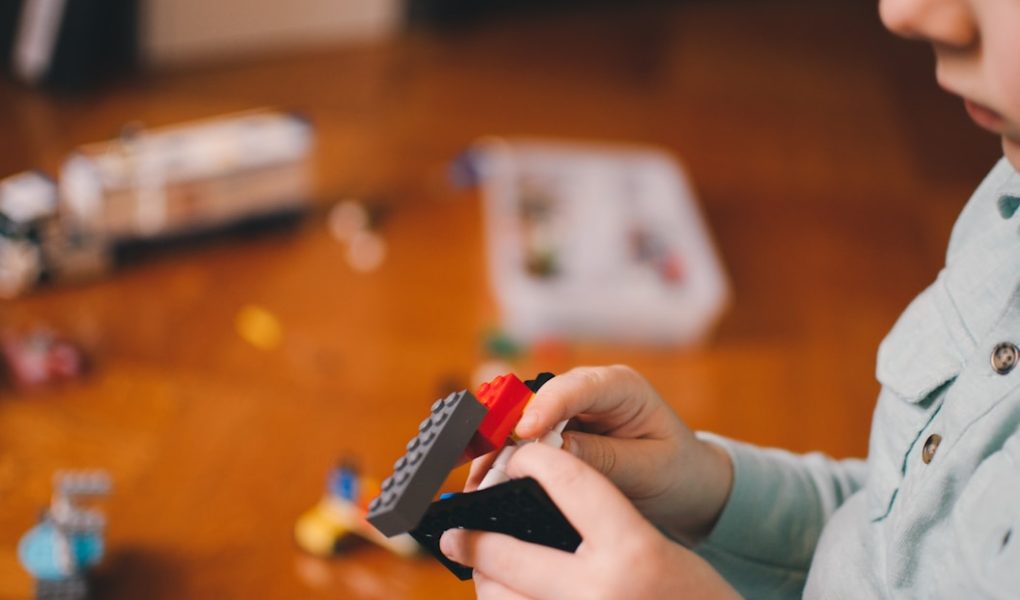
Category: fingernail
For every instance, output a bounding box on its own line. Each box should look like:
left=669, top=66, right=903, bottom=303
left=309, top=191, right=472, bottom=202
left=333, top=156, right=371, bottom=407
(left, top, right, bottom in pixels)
left=440, top=530, right=458, bottom=558
left=515, top=412, right=537, bottom=436
left=562, top=434, right=580, bottom=456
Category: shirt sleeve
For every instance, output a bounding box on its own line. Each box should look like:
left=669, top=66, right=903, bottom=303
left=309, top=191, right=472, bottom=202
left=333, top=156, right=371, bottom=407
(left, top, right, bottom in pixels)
left=692, top=432, right=868, bottom=600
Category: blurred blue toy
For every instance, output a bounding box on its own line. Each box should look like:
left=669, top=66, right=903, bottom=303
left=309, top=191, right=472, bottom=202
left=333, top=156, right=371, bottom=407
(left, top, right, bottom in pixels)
left=18, top=471, right=111, bottom=600
left=326, top=459, right=360, bottom=502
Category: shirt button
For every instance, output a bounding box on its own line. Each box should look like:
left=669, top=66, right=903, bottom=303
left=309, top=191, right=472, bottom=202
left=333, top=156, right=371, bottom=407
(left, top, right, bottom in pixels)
left=922, top=434, right=942, bottom=464
left=991, top=342, right=1019, bottom=375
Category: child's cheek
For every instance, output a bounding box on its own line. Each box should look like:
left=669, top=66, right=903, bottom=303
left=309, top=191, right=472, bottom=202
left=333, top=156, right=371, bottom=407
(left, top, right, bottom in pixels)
left=987, top=21, right=1020, bottom=128
left=1002, top=139, right=1020, bottom=173
left=985, top=26, right=1020, bottom=170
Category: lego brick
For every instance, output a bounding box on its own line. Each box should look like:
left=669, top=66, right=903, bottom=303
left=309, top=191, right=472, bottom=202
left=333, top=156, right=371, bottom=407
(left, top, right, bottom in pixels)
left=463, top=374, right=533, bottom=460
left=410, top=476, right=582, bottom=580
left=367, top=390, right=488, bottom=537
left=524, top=372, right=555, bottom=393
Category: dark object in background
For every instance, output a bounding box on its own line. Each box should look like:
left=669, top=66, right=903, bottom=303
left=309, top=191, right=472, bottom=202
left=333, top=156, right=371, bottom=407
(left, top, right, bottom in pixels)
left=0, top=3, right=20, bottom=71
left=407, top=0, right=666, bottom=27
left=407, top=0, right=581, bottom=26
left=0, top=0, right=138, bottom=91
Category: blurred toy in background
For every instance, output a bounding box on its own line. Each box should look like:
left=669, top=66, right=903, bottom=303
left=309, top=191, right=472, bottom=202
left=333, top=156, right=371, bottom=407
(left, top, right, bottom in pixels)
left=18, top=470, right=111, bottom=600
left=471, top=328, right=521, bottom=389
left=0, top=172, right=58, bottom=299
left=327, top=199, right=389, bottom=273
left=460, top=137, right=729, bottom=346
left=235, top=304, right=284, bottom=352
left=629, top=225, right=686, bottom=284
left=517, top=178, right=559, bottom=278
left=55, top=110, right=315, bottom=278
left=295, top=458, right=418, bottom=558
left=0, top=109, right=315, bottom=298
left=1, top=328, right=87, bottom=389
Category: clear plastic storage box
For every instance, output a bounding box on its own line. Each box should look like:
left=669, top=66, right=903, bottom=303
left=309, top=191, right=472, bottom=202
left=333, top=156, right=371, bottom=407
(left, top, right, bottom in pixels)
left=467, top=138, right=729, bottom=345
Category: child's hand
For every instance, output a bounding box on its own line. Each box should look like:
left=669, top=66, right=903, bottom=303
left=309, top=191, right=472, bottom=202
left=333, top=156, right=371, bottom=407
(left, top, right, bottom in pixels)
left=444, top=442, right=740, bottom=600
left=466, top=365, right=732, bottom=542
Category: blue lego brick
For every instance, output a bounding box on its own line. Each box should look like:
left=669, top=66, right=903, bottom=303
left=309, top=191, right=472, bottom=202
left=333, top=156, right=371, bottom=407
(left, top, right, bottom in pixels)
left=367, top=390, right=488, bottom=537
left=409, top=476, right=582, bottom=580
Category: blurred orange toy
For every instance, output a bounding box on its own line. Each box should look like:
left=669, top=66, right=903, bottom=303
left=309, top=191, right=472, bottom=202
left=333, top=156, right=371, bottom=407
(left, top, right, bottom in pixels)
left=294, top=459, right=419, bottom=558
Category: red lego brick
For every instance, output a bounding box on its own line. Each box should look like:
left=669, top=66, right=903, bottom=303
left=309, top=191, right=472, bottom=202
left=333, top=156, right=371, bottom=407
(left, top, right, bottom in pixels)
left=462, top=373, right=533, bottom=461
left=0, top=329, right=86, bottom=389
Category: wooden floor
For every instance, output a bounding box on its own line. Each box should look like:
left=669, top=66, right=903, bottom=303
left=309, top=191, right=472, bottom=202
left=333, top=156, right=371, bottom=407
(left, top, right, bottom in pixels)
left=0, top=1, right=1004, bottom=598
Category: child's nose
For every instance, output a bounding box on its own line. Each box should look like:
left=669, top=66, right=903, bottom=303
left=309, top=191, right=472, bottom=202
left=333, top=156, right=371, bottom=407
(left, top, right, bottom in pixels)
left=879, top=0, right=978, bottom=49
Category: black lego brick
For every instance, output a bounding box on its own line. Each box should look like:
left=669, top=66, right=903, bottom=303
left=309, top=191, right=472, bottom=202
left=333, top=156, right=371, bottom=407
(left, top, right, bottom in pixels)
left=410, top=476, right=582, bottom=580
left=367, top=390, right=488, bottom=537
left=523, top=372, right=555, bottom=393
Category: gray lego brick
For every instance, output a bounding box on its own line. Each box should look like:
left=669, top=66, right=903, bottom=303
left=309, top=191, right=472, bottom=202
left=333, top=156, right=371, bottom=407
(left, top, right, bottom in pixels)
left=367, top=390, right=488, bottom=537
left=34, top=576, right=87, bottom=600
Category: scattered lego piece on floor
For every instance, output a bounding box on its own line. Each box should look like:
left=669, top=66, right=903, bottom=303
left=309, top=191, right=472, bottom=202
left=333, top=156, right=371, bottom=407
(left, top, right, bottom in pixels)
left=410, top=476, right=581, bottom=581
left=0, top=237, right=44, bottom=300
left=327, top=458, right=360, bottom=502
left=18, top=470, right=111, bottom=600
left=0, top=329, right=87, bottom=389
left=235, top=304, right=283, bottom=351
left=0, top=172, right=58, bottom=299
left=327, top=200, right=370, bottom=243
left=328, top=199, right=390, bottom=273
left=481, top=328, right=523, bottom=360
left=366, top=390, right=488, bottom=537
left=346, top=231, right=387, bottom=273
left=448, top=151, right=481, bottom=189
left=295, top=459, right=419, bottom=558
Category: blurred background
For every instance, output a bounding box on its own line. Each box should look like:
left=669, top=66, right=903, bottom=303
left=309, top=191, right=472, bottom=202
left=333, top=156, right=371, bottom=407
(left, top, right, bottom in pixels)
left=0, top=0, right=1003, bottom=598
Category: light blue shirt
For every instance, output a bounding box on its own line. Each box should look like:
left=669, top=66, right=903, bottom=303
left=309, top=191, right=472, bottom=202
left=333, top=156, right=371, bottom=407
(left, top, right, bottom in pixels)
left=696, top=158, right=1020, bottom=598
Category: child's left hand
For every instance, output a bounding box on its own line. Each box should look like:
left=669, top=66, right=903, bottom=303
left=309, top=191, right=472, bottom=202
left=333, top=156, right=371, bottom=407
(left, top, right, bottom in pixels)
left=440, top=442, right=740, bottom=600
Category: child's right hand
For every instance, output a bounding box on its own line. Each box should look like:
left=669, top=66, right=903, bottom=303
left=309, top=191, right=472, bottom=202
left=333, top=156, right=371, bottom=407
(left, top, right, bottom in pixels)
left=466, top=365, right=734, bottom=543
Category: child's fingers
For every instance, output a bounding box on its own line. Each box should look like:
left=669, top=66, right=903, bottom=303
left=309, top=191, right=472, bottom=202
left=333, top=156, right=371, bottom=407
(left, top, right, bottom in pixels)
left=562, top=430, right=667, bottom=495
left=504, top=442, right=653, bottom=544
left=515, top=365, right=652, bottom=438
left=465, top=451, right=500, bottom=492
left=441, top=528, right=582, bottom=600
left=473, top=571, right=533, bottom=600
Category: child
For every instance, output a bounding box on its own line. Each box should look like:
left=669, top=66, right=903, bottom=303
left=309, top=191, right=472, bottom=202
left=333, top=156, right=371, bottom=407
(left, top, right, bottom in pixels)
left=440, top=0, right=1020, bottom=597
